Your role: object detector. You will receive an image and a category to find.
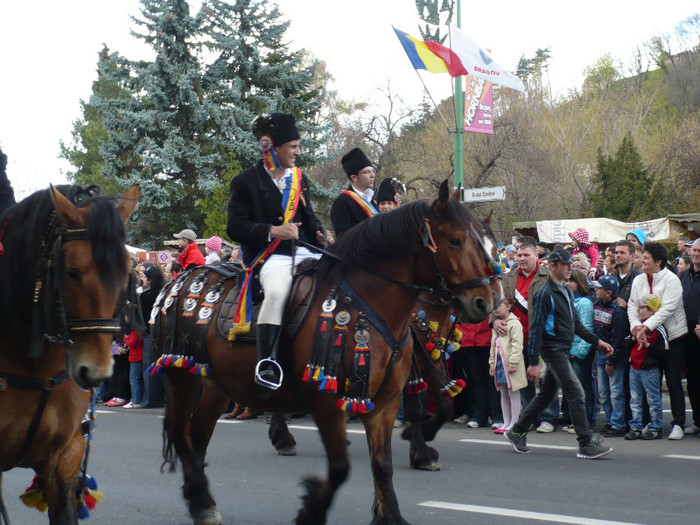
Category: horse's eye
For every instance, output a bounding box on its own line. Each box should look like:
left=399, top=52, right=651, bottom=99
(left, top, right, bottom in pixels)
left=66, top=268, right=82, bottom=282
left=448, top=238, right=462, bottom=249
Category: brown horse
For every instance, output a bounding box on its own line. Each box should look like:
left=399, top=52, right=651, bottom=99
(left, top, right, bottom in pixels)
left=0, top=184, right=137, bottom=524
left=154, top=182, right=499, bottom=525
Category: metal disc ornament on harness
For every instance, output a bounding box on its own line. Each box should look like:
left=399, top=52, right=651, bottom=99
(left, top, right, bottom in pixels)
left=322, top=298, right=337, bottom=313
left=335, top=310, right=351, bottom=327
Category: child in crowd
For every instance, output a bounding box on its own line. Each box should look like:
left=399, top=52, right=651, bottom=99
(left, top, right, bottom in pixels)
left=489, top=297, right=526, bottom=434
left=625, top=295, right=668, bottom=440
left=123, top=323, right=144, bottom=409
left=593, top=275, right=629, bottom=437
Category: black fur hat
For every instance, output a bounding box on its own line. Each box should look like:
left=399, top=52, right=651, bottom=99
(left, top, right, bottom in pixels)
left=252, top=113, right=300, bottom=146
left=341, top=148, right=372, bottom=179
left=376, top=178, right=403, bottom=205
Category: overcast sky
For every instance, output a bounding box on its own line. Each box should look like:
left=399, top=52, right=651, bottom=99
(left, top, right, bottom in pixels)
left=0, top=0, right=697, bottom=199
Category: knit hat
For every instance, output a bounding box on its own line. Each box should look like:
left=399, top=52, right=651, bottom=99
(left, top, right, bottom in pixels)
left=568, top=227, right=591, bottom=246
left=641, top=294, right=660, bottom=312
left=376, top=177, right=403, bottom=205
left=205, top=236, right=222, bottom=252
left=505, top=245, right=516, bottom=253
left=592, top=274, right=619, bottom=294
left=341, top=148, right=372, bottom=179
left=173, top=229, right=197, bottom=242
left=627, top=228, right=646, bottom=245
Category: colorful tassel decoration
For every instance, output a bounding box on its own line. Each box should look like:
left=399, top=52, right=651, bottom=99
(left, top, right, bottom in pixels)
left=20, top=475, right=48, bottom=513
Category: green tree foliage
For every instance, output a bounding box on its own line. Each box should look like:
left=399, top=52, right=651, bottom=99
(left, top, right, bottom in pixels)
left=197, top=153, right=239, bottom=240
left=81, top=0, right=325, bottom=246
left=415, top=0, right=453, bottom=43
left=589, top=133, right=653, bottom=220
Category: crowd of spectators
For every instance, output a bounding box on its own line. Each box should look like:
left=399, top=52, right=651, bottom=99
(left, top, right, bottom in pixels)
left=453, top=231, right=700, bottom=442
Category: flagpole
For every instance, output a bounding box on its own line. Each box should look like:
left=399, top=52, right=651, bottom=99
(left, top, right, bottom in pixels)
left=411, top=68, right=451, bottom=132
left=453, top=0, right=464, bottom=191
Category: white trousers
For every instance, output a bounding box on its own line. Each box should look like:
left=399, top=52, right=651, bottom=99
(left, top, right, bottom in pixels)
left=258, top=247, right=321, bottom=325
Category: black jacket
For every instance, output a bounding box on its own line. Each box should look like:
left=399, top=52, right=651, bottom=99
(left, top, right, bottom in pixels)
left=0, top=150, right=15, bottom=215
left=615, top=267, right=641, bottom=304
left=330, top=186, right=377, bottom=238
left=681, top=266, right=700, bottom=330
left=226, top=160, right=323, bottom=266
left=528, top=278, right=600, bottom=366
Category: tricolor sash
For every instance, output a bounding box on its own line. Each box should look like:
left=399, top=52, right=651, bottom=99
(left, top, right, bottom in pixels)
left=342, top=190, right=378, bottom=218
left=228, top=167, right=303, bottom=340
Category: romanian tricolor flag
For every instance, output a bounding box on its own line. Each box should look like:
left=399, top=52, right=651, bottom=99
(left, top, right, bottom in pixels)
left=393, top=27, right=468, bottom=78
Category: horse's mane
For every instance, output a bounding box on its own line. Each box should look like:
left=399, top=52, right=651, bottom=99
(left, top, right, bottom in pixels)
left=323, top=197, right=478, bottom=272
left=0, top=184, right=126, bottom=338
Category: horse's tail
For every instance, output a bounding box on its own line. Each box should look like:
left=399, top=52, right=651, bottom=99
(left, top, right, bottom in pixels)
left=161, top=400, right=178, bottom=473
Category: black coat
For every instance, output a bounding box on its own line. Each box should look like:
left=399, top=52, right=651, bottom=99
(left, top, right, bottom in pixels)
left=0, top=150, right=15, bottom=215
left=330, top=186, right=377, bottom=238
left=227, top=160, right=323, bottom=266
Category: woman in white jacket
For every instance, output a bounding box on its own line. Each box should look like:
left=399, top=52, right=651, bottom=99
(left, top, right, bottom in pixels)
left=628, top=241, right=687, bottom=440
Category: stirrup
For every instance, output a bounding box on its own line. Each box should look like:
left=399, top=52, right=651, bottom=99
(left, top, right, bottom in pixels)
left=254, top=359, right=283, bottom=390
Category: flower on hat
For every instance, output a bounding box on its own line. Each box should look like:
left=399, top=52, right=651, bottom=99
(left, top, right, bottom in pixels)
left=568, top=227, right=590, bottom=246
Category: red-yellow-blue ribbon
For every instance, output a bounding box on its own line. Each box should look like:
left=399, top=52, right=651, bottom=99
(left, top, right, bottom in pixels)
left=342, top=190, right=378, bottom=218
left=228, top=167, right=302, bottom=340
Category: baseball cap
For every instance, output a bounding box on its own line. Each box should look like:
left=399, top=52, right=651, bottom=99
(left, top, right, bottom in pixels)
left=173, top=229, right=197, bottom=242
left=641, top=294, right=661, bottom=312
left=547, top=247, right=573, bottom=264
left=592, top=275, right=619, bottom=294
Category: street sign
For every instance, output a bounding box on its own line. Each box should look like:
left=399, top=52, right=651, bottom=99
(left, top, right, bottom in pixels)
left=461, top=186, right=506, bottom=203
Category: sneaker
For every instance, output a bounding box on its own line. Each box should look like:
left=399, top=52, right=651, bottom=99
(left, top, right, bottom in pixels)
left=602, top=427, right=627, bottom=438
left=668, top=424, right=684, bottom=440
left=505, top=429, right=531, bottom=454
left=123, top=402, right=142, bottom=409
left=393, top=419, right=404, bottom=428
left=493, top=427, right=506, bottom=434
left=684, top=424, right=700, bottom=435
left=466, top=420, right=480, bottom=428
left=491, top=421, right=504, bottom=429
left=624, top=429, right=642, bottom=440
left=567, top=427, right=577, bottom=434
left=536, top=421, right=555, bottom=433
left=641, top=429, right=662, bottom=440
left=105, top=397, right=126, bottom=407
left=453, top=415, right=470, bottom=424
left=577, top=441, right=612, bottom=459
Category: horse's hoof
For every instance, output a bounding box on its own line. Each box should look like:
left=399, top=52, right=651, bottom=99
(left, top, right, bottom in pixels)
left=411, top=460, right=441, bottom=471
left=277, top=445, right=297, bottom=456
left=191, top=506, right=222, bottom=525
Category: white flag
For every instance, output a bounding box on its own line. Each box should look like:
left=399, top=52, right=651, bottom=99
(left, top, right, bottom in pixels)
left=448, top=24, right=525, bottom=92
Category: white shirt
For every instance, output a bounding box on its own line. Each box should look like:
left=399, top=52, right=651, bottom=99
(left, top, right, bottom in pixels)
left=352, top=184, right=375, bottom=204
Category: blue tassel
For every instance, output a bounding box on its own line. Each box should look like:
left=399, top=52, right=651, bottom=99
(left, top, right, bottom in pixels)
left=417, top=310, right=425, bottom=319
left=77, top=504, right=90, bottom=519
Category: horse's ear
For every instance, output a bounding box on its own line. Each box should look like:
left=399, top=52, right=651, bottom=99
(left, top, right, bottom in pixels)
left=483, top=210, right=493, bottom=226
left=50, top=185, right=84, bottom=227
left=433, top=179, right=451, bottom=214
left=451, top=184, right=462, bottom=201
left=116, top=185, right=139, bottom=224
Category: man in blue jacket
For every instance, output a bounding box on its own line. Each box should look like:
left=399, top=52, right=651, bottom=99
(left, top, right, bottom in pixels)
left=506, top=248, right=614, bottom=459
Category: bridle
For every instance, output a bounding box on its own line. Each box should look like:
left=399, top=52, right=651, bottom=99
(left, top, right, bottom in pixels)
left=419, top=217, right=502, bottom=303
left=28, top=203, right=121, bottom=359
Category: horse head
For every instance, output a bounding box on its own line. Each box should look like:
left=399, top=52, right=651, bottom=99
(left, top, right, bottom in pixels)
left=50, top=185, right=138, bottom=389
left=426, top=180, right=503, bottom=323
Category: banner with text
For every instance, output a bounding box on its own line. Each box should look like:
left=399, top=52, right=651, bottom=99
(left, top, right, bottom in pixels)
left=536, top=217, right=670, bottom=244
left=463, top=75, right=493, bottom=134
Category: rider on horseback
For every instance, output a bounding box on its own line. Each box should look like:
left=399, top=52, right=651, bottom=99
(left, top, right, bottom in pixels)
left=226, top=113, right=334, bottom=390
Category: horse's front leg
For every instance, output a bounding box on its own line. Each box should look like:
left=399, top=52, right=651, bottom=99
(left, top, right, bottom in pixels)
left=364, top=396, right=412, bottom=525
left=41, top=431, right=83, bottom=525
left=269, top=413, right=297, bottom=456
left=295, top=400, right=350, bottom=525
left=402, top=387, right=440, bottom=471
left=192, top=382, right=230, bottom=465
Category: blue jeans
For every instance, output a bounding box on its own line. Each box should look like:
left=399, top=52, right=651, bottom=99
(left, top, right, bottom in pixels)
left=561, top=352, right=596, bottom=425
left=129, top=360, right=144, bottom=405
left=597, top=354, right=627, bottom=430
left=513, top=346, right=592, bottom=446
left=629, top=367, right=663, bottom=432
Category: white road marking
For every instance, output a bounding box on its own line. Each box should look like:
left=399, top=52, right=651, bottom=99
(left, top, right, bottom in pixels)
left=663, top=454, right=700, bottom=461
left=459, top=438, right=577, bottom=451
left=289, top=424, right=366, bottom=435
left=419, top=501, right=648, bottom=525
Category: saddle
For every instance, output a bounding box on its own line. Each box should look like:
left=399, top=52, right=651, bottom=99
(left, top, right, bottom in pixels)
left=215, top=257, right=321, bottom=344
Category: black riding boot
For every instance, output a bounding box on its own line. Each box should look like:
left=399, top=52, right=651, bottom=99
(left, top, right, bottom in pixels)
left=255, top=324, right=282, bottom=390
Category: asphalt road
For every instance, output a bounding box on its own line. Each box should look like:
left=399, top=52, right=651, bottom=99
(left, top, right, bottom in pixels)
left=3, top=403, right=700, bottom=525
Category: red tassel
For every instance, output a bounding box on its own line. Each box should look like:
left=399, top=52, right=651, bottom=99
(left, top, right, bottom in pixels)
left=334, top=333, right=343, bottom=346
left=358, top=354, right=365, bottom=366
left=425, top=342, right=435, bottom=351
left=320, top=320, right=328, bottom=332
left=302, top=367, right=311, bottom=382
left=455, top=379, right=466, bottom=388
